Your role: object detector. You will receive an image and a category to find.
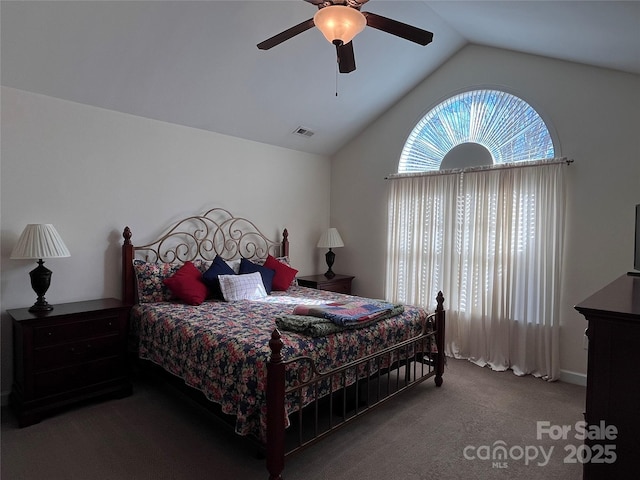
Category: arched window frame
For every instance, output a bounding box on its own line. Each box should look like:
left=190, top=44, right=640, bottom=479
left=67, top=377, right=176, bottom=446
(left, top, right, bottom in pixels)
left=398, top=88, right=559, bottom=173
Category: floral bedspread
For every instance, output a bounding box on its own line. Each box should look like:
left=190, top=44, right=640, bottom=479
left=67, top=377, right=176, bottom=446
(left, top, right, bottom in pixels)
left=131, top=286, right=429, bottom=441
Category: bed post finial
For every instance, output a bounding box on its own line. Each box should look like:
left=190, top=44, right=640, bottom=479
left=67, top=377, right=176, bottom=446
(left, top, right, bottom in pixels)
left=436, top=291, right=444, bottom=312
left=267, top=329, right=285, bottom=480
left=269, top=328, right=284, bottom=362
left=123, top=226, right=132, bottom=245
left=435, top=291, right=445, bottom=387
left=281, top=228, right=289, bottom=258
left=122, top=226, right=135, bottom=305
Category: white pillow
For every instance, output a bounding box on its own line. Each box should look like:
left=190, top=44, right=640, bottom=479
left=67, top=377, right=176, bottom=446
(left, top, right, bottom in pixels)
left=218, top=272, right=267, bottom=301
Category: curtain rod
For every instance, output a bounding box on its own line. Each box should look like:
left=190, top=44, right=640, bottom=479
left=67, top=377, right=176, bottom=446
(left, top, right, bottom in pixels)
left=385, top=157, right=573, bottom=180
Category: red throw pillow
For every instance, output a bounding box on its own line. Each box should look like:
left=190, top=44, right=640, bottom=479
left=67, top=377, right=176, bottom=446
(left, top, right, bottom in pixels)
left=163, top=261, right=208, bottom=305
left=263, top=255, right=298, bottom=291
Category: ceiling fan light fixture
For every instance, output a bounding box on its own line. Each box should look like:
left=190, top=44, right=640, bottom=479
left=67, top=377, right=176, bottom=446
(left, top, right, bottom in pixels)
left=313, top=5, right=366, bottom=45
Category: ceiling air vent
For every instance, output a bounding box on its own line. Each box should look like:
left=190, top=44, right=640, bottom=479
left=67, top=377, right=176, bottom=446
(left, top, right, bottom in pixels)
left=292, top=126, right=315, bottom=138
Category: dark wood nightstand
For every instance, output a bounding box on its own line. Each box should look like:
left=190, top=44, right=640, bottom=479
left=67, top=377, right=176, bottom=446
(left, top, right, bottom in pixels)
left=297, top=274, right=355, bottom=294
left=8, top=298, right=132, bottom=427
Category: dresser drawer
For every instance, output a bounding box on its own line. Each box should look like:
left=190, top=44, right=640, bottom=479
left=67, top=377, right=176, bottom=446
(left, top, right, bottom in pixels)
left=33, top=334, right=121, bottom=371
left=33, top=314, right=120, bottom=347
left=33, top=357, right=125, bottom=398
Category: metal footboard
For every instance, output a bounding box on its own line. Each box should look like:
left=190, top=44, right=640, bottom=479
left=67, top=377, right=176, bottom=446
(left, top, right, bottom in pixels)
left=266, top=291, right=445, bottom=480
left=284, top=312, right=438, bottom=456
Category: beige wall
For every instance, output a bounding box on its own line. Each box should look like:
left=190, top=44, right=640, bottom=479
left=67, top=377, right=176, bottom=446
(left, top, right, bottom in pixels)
left=0, top=86, right=331, bottom=398
left=331, top=45, right=640, bottom=380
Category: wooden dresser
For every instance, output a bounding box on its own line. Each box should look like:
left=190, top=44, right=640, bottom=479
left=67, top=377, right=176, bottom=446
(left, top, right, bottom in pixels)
left=9, top=298, right=132, bottom=426
left=574, top=274, right=640, bottom=480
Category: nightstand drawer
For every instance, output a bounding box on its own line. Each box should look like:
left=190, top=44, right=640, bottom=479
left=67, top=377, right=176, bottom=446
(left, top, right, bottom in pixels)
left=33, top=357, right=125, bottom=397
left=33, top=334, right=120, bottom=371
left=297, top=274, right=355, bottom=295
left=318, top=281, right=351, bottom=294
left=33, top=315, right=120, bottom=347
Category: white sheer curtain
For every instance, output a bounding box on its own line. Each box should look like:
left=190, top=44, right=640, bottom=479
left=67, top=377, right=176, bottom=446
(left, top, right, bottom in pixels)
left=386, top=162, right=566, bottom=380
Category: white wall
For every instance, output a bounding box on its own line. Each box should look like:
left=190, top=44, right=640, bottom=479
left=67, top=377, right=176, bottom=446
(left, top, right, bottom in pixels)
left=331, top=45, right=640, bottom=379
left=0, top=86, right=331, bottom=397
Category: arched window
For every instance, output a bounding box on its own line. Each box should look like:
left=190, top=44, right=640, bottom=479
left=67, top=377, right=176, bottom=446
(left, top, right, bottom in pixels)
left=387, top=88, right=566, bottom=380
left=398, top=89, right=555, bottom=172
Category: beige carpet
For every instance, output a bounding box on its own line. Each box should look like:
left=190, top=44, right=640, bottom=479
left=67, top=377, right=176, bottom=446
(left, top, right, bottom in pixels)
left=1, top=358, right=585, bottom=480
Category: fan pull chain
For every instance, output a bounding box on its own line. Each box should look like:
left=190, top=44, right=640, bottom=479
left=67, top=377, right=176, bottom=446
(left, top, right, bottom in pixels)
left=335, top=64, right=339, bottom=97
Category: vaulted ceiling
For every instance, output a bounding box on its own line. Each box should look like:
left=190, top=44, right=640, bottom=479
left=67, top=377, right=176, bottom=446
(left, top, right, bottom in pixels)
left=2, top=1, right=639, bottom=156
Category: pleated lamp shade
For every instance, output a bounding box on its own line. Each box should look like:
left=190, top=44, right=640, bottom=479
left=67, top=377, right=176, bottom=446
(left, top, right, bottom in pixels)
left=11, top=224, right=70, bottom=259
left=316, top=228, right=344, bottom=249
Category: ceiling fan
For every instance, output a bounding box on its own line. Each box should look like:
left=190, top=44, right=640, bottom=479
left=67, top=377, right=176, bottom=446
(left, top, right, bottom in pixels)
left=257, top=0, right=434, bottom=74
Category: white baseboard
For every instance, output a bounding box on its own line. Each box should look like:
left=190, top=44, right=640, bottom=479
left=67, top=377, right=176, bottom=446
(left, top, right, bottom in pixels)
left=559, top=369, right=587, bottom=386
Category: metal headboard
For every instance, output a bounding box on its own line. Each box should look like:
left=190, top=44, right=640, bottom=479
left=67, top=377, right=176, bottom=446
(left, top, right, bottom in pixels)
left=122, top=208, right=289, bottom=304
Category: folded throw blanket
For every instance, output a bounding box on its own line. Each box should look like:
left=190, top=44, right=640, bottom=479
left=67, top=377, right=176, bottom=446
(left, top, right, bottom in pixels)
left=277, top=303, right=405, bottom=337
left=292, top=300, right=396, bottom=326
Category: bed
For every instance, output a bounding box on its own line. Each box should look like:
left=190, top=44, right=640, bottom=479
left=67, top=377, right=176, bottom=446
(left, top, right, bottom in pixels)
left=121, top=208, right=445, bottom=480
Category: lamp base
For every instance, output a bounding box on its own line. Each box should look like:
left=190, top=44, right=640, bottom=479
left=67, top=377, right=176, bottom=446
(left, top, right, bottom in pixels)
left=324, top=249, right=336, bottom=279
left=29, top=301, right=54, bottom=313
left=28, top=259, right=54, bottom=313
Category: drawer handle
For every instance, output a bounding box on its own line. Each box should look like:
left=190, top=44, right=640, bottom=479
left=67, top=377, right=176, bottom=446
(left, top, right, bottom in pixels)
left=69, top=345, right=92, bottom=355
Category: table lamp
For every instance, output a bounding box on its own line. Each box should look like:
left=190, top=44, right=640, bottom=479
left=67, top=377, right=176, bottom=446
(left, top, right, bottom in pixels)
left=10, top=224, right=71, bottom=312
left=317, top=228, right=344, bottom=279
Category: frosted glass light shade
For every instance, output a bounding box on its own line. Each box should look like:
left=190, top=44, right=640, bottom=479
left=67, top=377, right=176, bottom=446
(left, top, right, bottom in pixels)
left=11, top=224, right=71, bottom=259
left=317, top=228, right=344, bottom=248
left=313, top=6, right=366, bottom=45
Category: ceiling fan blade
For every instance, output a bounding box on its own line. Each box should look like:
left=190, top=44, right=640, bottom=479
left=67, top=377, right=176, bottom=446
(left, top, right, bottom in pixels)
left=362, top=12, right=433, bottom=46
left=336, top=41, right=356, bottom=74
left=257, top=18, right=315, bottom=50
